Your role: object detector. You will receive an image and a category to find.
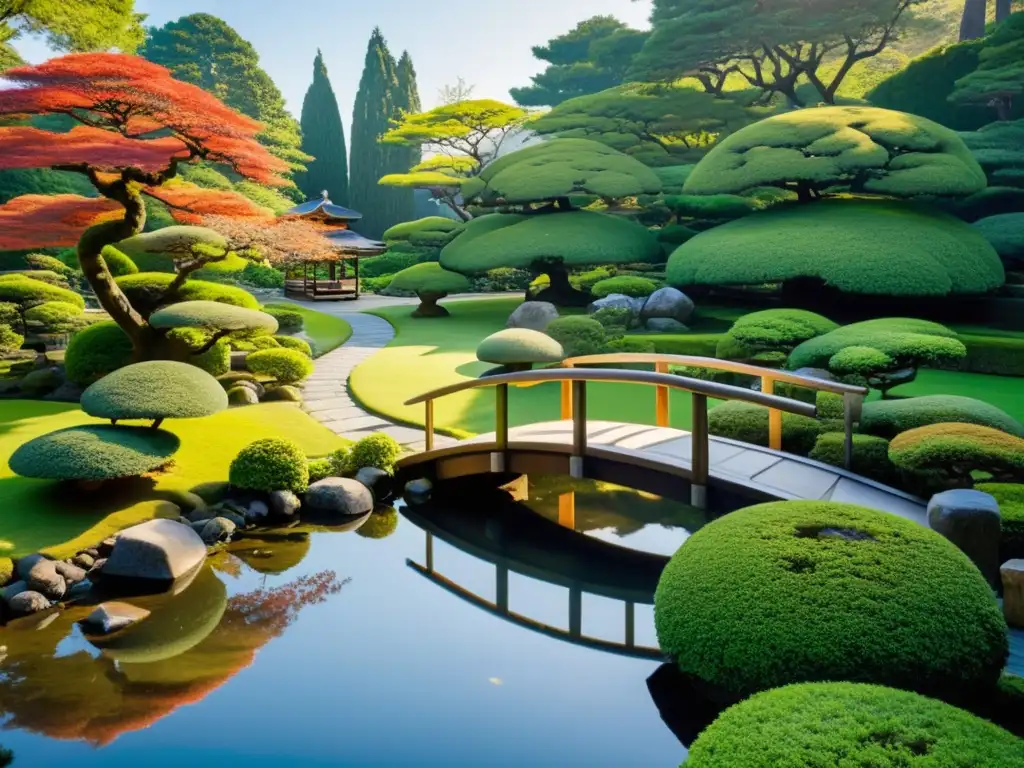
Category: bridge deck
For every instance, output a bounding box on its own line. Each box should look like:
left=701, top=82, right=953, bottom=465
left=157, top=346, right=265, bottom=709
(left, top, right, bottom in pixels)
left=451, top=420, right=927, bottom=526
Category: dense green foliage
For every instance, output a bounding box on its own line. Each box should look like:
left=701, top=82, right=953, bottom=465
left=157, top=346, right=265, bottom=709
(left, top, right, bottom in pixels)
left=23, top=301, right=85, bottom=334
left=974, top=213, right=1024, bottom=265
left=9, top=425, right=181, bottom=481
left=476, top=329, right=565, bottom=366
left=861, top=395, right=1024, bottom=438
left=149, top=301, right=278, bottom=333
left=274, top=336, right=312, bottom=357
left=64, top=322, right=133, bottom=386
left=115, top=273, right=260, bottom=314
left=1, top=0, right=144, bottom=55
left=387, top=262, right=471, bottom=295
left=708, top=401, right=831, bottom=455
left=113, top=226, right=235, bottom=273
left=25, top=254, right=75, bottom=277
left=81, top=361, right=228, bottom=422
left=686, top=682, right=1024, bottom=768
left=789, top=318, right=966, bottom=371
left=229, top=437, right=309, bottom=493
left=667, top=200, right=1004, bottom=297
left=959, top=119, right=1024, bottom=192
left=951, top=12, right=1024, bottom=121
left=718, top=309, right=838, bottom=361
left=98, top=245, right=139, bottom=277
left=655, top=500, right=1008, bottom=699
left=0, top=324, right=23, bottom=353
left=346, top=433, right=404, bottom=475
left=889, top=422, right=1024, bottom=484
left=261, top=306, right=303, bottom=333
left=976, top=482, right=1024, bottom=557
left=383, top=217, right=462, bottom=242
left=544, top=316, right=607, bottom=358
left=809, top=433, right=895, bottom=483
left=590, top=276, right=658, bottom=298
left=296, top=50, right=348, bottom=205
left=245, top=348, right=314, bottom=384
left=683, top=107, right=986, bottom=199
left=306, top=457, right=334, bottom=484
left=0, top=275, right=84, bottom=308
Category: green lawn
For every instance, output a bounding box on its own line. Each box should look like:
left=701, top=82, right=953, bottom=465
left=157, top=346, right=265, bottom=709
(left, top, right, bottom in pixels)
left=0, top=401, right=347, bottom=558
left=265, top=302, right=352, bottom=357
left=891, top=369, right=1024, bottom=423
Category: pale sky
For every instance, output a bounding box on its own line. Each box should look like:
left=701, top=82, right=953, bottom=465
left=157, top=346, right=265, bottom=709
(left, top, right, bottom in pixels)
left=13, top=0, right=653, bottom=137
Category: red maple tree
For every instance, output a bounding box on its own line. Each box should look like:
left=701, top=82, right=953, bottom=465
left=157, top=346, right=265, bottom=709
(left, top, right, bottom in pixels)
left=0, top=53, right=290, bottom=356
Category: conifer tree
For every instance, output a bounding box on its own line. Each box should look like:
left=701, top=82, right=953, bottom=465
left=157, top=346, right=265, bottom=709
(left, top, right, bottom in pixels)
left=297, top=50, right=349, bottom=205
left=391, top=51, right=422, bottom=225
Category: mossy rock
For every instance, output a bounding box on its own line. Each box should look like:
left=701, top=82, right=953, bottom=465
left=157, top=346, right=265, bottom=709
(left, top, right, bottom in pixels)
left=227, top=385, right=259, bottom=405
left=686, top=682, right=1024, bottom=768
left=81, top=361, right=228, bottom=422
left=9, top=425, right=181, bottom=481
left=654, top=500, right=1008, bottom=701
left=860, top=395, right=1024, bottom=438
left=216, top=371, right=259, bottom=387
left=262, top=385, right=303, bottom=403
left=476, top=328, right=565, bottom=367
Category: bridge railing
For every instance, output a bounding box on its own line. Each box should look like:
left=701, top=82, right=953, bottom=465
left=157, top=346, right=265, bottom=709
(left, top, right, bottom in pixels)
left=403, top=363, right=841, bottom=506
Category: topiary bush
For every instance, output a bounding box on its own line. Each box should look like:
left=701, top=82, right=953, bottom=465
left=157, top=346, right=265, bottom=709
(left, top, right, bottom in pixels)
left=23, top=301, right=86, bottom=334
left=590, top=307, right=635, bottom=333
left=590, top=275, right=658, bottom=299
left=685, top=682, right=1024, bottom=768
left=718, top=308, right=838, bottom=361
left=307, top=457, right=334, bottom=484
left=544, top=316, right=607, bottom=358
left=15, top=269, right=71, bottom=288
left=861, top=395, right=1024, bottom=439
left=976, top=482, right=1024, bottom=559
left=113, top=225, right=232, bottom=273
left=149, top=301, right=278, bottom=334
left=974, top=213, right=1024, bottom=267
left=0, top=274, right=85, bottom=309
left=261, top=305, right=304, bottom=333
left=347, top=433, right=403, bottom=475
left=9, top=425, right=181, bottom=481
left=827, top=345, right=895, bottom=376
left=115, top=273, right=259, bottom=316
left=189, top=337, right=230, bottom=377
left=245, top=348, right=314, bottom=385
left=387, top=262, right=472, bottom=318
left=274, top=336, right=312, bottom=357
left=809, top=433, right=895, bottom=484
left=229, top=437, right=309, bottom=493
left=889, top=422, right=1024, bottom=487
left=655, top=500, right=1008, bottom=701
left=708, top=401, right=833, bottom=456
left=476, top=329, right=564, bottom=371
left=26, top=253, right=76, bottom=277
left=99, top=245, right=139, bottom=277
left=328, top=445, right=351, bottom=476
left=0, top=324, right=23, bottom=354
left=64, top=321, right=133, bottom=386
left=80, top=361, right=228, bottom=425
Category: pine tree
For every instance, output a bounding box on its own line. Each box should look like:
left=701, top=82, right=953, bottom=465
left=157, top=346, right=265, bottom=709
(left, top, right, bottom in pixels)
left=297, top=50, right=349, bottom=205
left=349, top=27, right=401, bottom=239
left=391, top=51, right=422, bottom=225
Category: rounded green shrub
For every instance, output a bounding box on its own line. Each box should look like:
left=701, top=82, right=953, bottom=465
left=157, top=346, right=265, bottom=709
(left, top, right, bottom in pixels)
left=655, top=500, right=1008, bottom=700
left=590, top=276, right=658, bottom=299
left=828, top=345, right=894, bottom=375
left=81, top=361, right=228, bottom=422
left=189, top=338, right=230, bottom=377
left=0, top=324, right=23, bottom=353
left=0, top=275, right=85, bottom=308
left=229, top=437, right=309, bottom=493
left=708, top=401, right=831, bottom=456
left=544, top=316, right=606, bottom=358
left=719, top=309, right=838, bottom=360
left=114, top=226, right=233, bottom=273
left=261, top=305, right=304, bottom=333
left=16, top=269, right=70, bottom=287
left=245, top=348, right=314, bottom=384
left=64, top=321, right=133, bottom=386
left=667, top=200, right=1004, bottom=297
left=603, top=336, right=656, bottom=354
left=356, top=509, right=399, bottom=539
left=809, top=433, right=895, bottom=483
left=23, top=301, right=85, bottom=334
left=250, top=336, right=281, bottom=351
left=570, top=266, right=617, bottom=292
left=348, top=433, right=403, bottom=474
left=307, top=457, right=334, bottom=484
left=889, top=422, right=1024, bottom=484
left=590, top=307, right=634, bottom=333
left=99, top=245, right=139, bottom=277
left=383, top=216, right=462, bottom=242
left=388, top=261, right=471, bottom=294
left=359, top=248, right=423, bottom=278
left=476, top=329, right=564, bottom=368
left=976, top=482, right=1024, bottom=558
left=26, top=253, right=75, bottom=277
left=328, top=445, right=351, bottom=476
left=274, top=336, right=312, bottom=357
left=686, top=682, right=1024, bottom=768
left=860, top=395, right=1024, bottom=438
left=974, top=213, right=1024, bottom=266
left=9, top=425, right=181, bottom=481
left=149, top=300, right=278, bottom=333
left=116, top=273, right=259, bottom=315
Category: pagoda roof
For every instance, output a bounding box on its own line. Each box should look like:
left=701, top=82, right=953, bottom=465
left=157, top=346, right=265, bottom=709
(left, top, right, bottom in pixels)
left=324, top=229, right=386, bottom=253
left=286, top=192, right=363, bottom=221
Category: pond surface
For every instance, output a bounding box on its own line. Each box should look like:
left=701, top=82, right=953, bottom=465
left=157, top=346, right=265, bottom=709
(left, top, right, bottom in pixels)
left=0, top=476, right=693, bottom=767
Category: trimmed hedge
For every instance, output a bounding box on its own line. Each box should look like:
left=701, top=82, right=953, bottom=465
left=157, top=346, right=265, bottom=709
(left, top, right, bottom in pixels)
left=642, top=333, right=723, bottom=357
left=809, top=433, right=895, bottom=484
left=955, top=334, right=1024, bottom=377
left=889, top=422, right=1024, bottom=484
left=382, top=216, right=462, bottom=241
left=590, top=276, right=658, bottom=299
left=860, top=395, right=1024, bottom=439
left=708, top=401, right=832, bottom=456
left=64, top=321, right=133, bottom=386
left=686, top=682, right=1024, bottom=768
left=347, top=433, right=403, bottom=475
left=99, top=245, right=139, bottom=277
left=149, top=301, right=278, bottom=333
left=544, top=316, right=607, bottom=358
left=974, top=213, right=1024, bottom=266
left=476, top=328, right=564, bottom=366
left=976, top=482, right=1024, bottom=558
left=245, top=348, right=314, bottom=384
left=9, top=425, right=181, bottom=481
left=274, top=336, right=312, bottom=357
left=23, top=301, right=85, bottom=333
left=0, top=275, right=85, bottom=308
left=261, top=305, right=304, bottom=333
left=654, top=500, right=1008, bottom=700
left=229, top=438, right=309, bottom=493
left=80, top=361, right=228, bottom=422
left=26, top=253, right=76, bottom=277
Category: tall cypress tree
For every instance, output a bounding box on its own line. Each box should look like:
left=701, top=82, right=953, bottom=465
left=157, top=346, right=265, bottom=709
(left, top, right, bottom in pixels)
left=391, top=51, right=422, bottom=225
left=349, top=27, right=401, bottom=239
left=297, top=50, right=349, bottom=205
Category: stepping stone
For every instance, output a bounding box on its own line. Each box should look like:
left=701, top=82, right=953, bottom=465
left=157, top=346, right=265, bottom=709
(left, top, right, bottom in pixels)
left=305, top=398, right=355, bottom=412
left=342, top=414, right=392, bottom=431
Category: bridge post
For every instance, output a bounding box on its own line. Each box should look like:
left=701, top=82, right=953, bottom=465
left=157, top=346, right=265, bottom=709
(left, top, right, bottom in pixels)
left=762, top=376, right=783, bottom=451
left=558, top=491, right=576, bottom=529
left=424, top=400, right=434, bottom=451
left=492, top=383, right=509, bottom=472
left=655, top=361, right=670, bottom=427
left=560, top=363, right=574, bottom=419
left=691, top=392, right=709, bottom=508
left=571, top=380, right=587, bottom=479
left=843, top=392, right=864, bottom=470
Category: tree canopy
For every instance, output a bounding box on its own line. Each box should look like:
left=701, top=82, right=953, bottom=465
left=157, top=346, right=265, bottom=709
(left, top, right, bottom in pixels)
left=683, top=106, right=987, bottom=200
left=1, top=0, right=144, bottom=56
left=510, top=16, right=648, bottom=107
left=296, top=50, right=349, bottom=206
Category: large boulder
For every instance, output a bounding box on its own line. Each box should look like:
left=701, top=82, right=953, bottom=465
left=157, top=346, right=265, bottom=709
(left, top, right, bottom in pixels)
left=305, top=477, right=374, bottom=517
left=588, top=294, right=643, bottom=319
left=927, top=489, right=1002, bottom=588
left=506, top=301, right=559, bottom=331
left=640, top=287, right=695, bottom=324
left=26, top=559, right=66, bottom=600
left=645, top=318, right=688, bottom=333
left=101, top=519, right=207, bottom=586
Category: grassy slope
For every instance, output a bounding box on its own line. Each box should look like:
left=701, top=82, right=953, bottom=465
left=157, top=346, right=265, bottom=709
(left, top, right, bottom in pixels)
left=0, top=402, right=347, bottom=557
left=264, top=302, right=352, bottom=357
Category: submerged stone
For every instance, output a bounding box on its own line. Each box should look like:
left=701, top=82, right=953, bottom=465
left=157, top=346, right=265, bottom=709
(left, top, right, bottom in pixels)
left=81, top=602, right=151, bottom=635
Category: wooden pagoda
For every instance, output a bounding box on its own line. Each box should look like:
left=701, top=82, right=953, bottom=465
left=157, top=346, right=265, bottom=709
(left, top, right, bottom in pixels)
left=282, top=191, right=386, bottom=301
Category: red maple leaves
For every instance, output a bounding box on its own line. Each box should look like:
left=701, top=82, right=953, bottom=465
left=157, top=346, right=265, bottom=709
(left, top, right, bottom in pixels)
left=0, top=194, right=123, bottom=249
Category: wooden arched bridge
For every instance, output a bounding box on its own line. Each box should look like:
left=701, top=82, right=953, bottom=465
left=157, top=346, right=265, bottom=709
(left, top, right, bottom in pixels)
left=395, top=353, right=927, bottom=525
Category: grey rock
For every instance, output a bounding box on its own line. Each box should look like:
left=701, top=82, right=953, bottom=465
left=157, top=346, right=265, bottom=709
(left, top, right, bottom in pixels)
left=228, top=386, right=260, bottom=406
left=169, top=491, right=207, bottom=516
left=9, top=590, right=49, bottom=614
left=218, top=511, right=247, bottom=529
left=27, top=559, right=66, bottom=600
left=588, top=294, right=643, bottom=318
left=230, top=351, right=249, bottom=371
left=1, top=580, right=28, bottom=604
left=177, top=516, right=192, bottom=526
left=215, top=499, right=250, bottom=517
left=190, top=520, right=208, bottom=534
left=792, top=367, right=836, bottom=382
left=15, top=553, right=47, bottom=581
left=98, top=538, right=117, bottom=557
left=236, top=379, right=266, bottom=399
left=355, top=466, right=393, bottom=503
left=306, top=478, right=373, bottom=517
left=247, top=500, right=270, bottom=521
left=82, top=548, right=101, bottom=559
left=101, top=519, right=207, bottom=583
left=88, top=558, right=107, bottom=577
left=506, top=301, right=559, bottom=332
left=640, top=287, right=695, bottom=324
left=72, top=553, right=95, bottom=569
left=268, top=491, right=300, bottom=518
left=42, top=381, right=84, bottom=402
left=200, top=517, right=237, bottom=544
left=263, top=385, right=303, bottom=403
left=54, top=561, right=88, bottom=585
left=928, top=489, right=1002, bottom=587
left=187, top=506, right=217, bottom=523
left=404, top=477, right=433, bottom=505
left=645, top=317, right=688, bottom=333
left=81, top=602, right=151, bottom=635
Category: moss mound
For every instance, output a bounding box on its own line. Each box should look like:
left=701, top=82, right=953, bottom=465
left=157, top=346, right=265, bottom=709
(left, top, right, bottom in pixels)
left=98, top=245, right=139, bottom=277
left=889, top=422, right=1024, bottom=481
left=861, top=395, right=1024, bottom=438
left=591, top=276, right=658, bottom=299
left=654, top=501, right=1008, bottom=700
left=708, top=401, right=830, bottom=456
left=245, top=348, right=314, bottom=384
left=719, top=308, right=838, bottom=360
left=977, top=482, right=1024, bottom=558
left=666, top=200, right=1004, bottom=297
left=9, top=425, right=181, bottom=481
left=686, top=682, right=1024, bottom=768
left=476, top=329, right=564, bottom=366
left=383, top=217, right=462, bottom=241
left=64, top=321, right=133, bottom=386
left=23, top=301, right=85, bottom=333
left=149, top=301, right=278, bottom=333
left=81, top=361, right=228, bottom=422
left=229, top=438, right=308, bottom=493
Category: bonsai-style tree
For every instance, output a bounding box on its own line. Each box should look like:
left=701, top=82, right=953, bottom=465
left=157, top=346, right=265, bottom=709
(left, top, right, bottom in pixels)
left=476, top=328, right=565, bottom=372
left=0, top=54, right=290, bottom=360
left=717, top=309, right=839, bottom=364
left=377, top=99, right=531, bottom=220
left=950, top=12, right=1024, bottom=121
left=386, top=262, right=471, bottom=317
left=890, top=422, right=1024, bottom=487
